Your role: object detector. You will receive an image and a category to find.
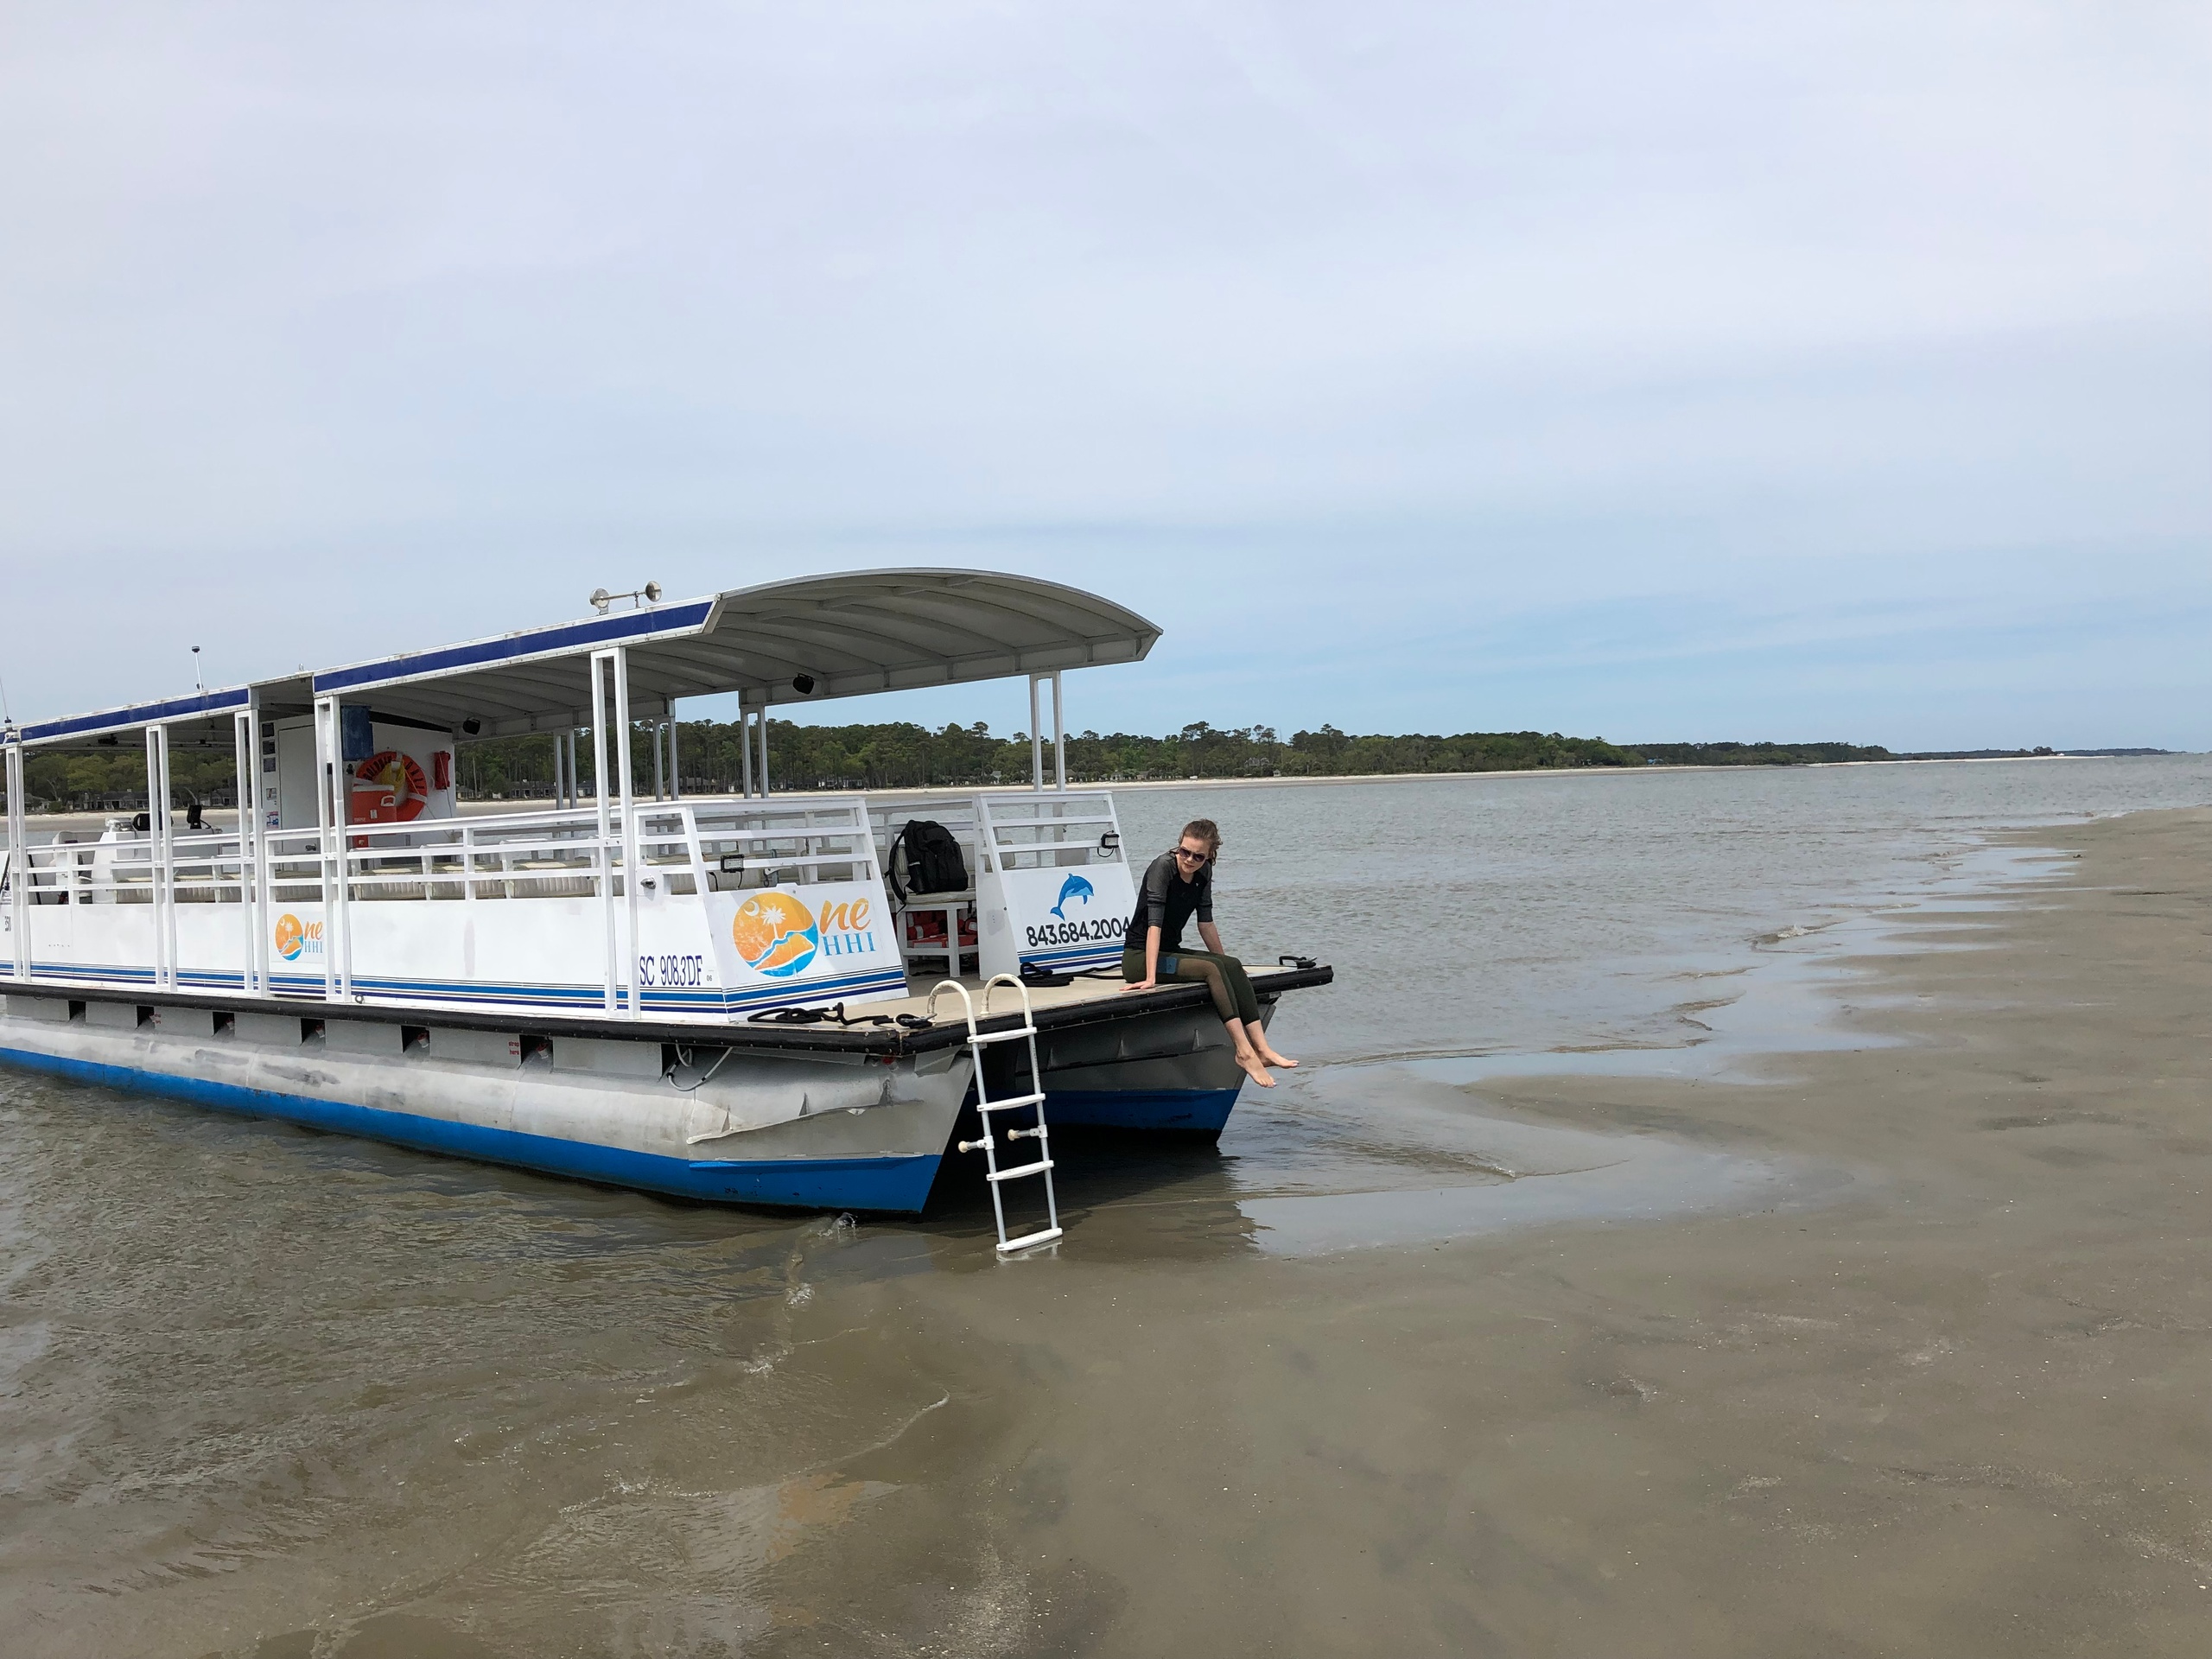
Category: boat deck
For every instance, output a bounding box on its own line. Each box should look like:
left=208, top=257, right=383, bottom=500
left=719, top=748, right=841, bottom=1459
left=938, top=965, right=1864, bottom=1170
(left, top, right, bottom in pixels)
left=0, top=962, right=1333, bottom=1056
left=840, top=959, right=1330, bottom=1042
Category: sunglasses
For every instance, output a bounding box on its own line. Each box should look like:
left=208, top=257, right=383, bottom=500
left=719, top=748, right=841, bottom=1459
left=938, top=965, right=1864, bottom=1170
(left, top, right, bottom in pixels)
left=1173, top=847, right=1210, bottom=864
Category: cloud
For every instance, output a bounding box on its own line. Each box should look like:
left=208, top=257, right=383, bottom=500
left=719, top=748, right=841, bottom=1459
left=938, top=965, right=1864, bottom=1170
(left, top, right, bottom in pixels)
left=2, top=2, right=2206, bottom=747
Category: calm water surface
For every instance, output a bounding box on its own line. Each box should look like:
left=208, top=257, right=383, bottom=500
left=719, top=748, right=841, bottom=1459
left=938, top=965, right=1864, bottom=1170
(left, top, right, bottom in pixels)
left=4, top=756, right=2209, bottom=1655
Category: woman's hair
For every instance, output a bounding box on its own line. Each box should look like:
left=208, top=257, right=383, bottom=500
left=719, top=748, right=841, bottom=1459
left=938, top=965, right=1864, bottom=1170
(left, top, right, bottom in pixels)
left=1180, top=818, right=1222, bottom=856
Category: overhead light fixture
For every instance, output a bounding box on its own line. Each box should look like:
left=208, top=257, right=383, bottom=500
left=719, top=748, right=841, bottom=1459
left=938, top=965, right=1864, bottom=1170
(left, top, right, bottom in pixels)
left=461, top=718, right=482, bottom=736
left=791, top=674, right=817, bottom=695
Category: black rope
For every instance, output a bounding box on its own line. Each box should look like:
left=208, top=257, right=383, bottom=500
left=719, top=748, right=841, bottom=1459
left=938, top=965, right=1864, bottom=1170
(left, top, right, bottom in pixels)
left=745, top=1002, right=932, bottom=1030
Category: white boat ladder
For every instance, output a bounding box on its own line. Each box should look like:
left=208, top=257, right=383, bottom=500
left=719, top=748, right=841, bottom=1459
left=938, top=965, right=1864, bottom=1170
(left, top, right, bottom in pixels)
left=928, top=975, right=1062, bottom=1255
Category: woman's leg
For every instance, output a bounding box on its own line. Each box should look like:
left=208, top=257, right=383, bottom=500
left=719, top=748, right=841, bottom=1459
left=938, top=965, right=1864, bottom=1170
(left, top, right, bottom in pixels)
left=1173, top=950, right=1283, bottom=1081
left=1129, top=950, right=1274, bottom=1085
left=1182, top=950, right=1297, bottom=1070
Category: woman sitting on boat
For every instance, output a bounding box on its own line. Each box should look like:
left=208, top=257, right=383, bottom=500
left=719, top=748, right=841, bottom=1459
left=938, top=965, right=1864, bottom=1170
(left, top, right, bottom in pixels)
left=1122, top=818, right=1297, bottom=1086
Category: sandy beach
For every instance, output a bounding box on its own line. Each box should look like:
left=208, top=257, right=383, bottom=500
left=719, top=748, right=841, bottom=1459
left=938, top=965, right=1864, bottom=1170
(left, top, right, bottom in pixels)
left=733, top=804, right=2212, bottom=1656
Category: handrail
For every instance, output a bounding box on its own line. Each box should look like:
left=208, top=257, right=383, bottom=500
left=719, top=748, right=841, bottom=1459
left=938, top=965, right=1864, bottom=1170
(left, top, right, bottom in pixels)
left=6, top=794, right=895, bottom=911
left=4, top=791, right=897, bottom=1011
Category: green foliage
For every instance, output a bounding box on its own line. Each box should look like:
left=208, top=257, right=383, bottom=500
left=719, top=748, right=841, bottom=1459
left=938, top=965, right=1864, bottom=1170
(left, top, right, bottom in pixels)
left=22, top=743, right=245, bottom=811
left=14, top=721, right=1927, bottom=811
left=465, top=717, right=1644, bottom=794
left=1624, top=741, right=1895, bottom=766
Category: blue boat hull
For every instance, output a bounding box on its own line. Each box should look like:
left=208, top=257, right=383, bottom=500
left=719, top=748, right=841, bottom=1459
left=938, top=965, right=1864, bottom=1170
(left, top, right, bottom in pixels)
left=0, top=1039, right=947, bottom=1214
left=1046, top=1086, right=1241, bottom=1135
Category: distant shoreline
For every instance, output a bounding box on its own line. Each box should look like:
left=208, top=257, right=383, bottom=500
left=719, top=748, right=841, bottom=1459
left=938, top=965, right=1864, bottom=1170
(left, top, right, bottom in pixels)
left=1056, top=749, right=2164, bottom=794
left=16, top=748, right=2190, bottom=820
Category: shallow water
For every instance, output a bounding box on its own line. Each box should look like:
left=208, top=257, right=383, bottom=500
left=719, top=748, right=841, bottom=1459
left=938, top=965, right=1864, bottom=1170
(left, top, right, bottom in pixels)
left=3, top=754, right=2210, bottom=1655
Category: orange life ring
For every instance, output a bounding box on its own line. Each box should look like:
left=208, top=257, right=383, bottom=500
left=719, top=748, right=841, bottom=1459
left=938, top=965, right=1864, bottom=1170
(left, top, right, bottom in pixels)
left=347, top=751, right=429, bottom=824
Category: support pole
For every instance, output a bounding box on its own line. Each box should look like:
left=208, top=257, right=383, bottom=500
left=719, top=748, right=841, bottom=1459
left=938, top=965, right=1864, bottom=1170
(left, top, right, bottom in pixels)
left=1028, top=674, right=1045, bottom=792
left=612, top=648, right=639, bottom=1016
left=588, top=653, right=617, bottom=1013
left=756, top=704, right=771, bottom=798
left=740, top=704, right=755, bottom=798
left=668, top=715, right=681, bottom=800
left=1052, top=670, right=1066, bottom=791
left=144, top=727, right=162, bottom=987
left=146, top=724, right=176, bottom=988
left=233, top=704, right=262, bottom=994
left=312, top=696, right=343, bottom=1001
left=652, top=719, right=665, bottom=802
left=3, top=729, right=28, bottom=980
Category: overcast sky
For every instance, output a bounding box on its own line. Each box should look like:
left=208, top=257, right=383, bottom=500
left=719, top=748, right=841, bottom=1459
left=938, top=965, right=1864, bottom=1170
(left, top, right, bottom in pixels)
left=3, top=2, right=2206, bottom=748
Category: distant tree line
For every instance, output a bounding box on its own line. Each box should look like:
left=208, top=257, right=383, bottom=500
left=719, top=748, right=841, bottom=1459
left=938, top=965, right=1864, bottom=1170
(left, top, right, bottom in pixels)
left=1624, top=741, right=1896, bottom=766
left=11, top=722, right=2075, bottom=811
left=20, top=740, right=245, bottom=813
left=449, top=719, right=1653, bottom=796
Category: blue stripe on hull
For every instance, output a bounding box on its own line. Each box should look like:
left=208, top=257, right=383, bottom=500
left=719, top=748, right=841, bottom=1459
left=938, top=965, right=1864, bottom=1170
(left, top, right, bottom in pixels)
left=11, top=964, right=909, bottom=1019
left=1046, top=1086, right=1242, bottom=1133
left=0, top=1044, right=941, bottom=1213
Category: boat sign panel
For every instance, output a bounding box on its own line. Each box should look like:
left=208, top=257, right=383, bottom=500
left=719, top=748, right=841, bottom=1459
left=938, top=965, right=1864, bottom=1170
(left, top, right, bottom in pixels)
left=980, top=862, right=1137, bottom=977
left=711, top=883, right=903, bottom=991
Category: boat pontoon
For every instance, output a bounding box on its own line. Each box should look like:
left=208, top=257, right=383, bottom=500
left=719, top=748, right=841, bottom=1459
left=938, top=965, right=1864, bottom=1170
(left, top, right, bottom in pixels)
left=1, top=570, right=1329, bottom=1226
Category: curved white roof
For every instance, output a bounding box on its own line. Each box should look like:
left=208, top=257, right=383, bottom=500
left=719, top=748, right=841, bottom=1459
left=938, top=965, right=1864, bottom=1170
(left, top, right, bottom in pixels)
left=318, top=569, right=1160, bottom=737
left=13, top=569, right=1160, bottom=747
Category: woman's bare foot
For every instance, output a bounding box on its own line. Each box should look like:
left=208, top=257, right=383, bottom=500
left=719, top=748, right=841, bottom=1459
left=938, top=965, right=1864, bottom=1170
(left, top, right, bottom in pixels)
left=1236, top=1050, right=1276, bottom=1087
left=1258, top=1048, right=1298, bottom=1069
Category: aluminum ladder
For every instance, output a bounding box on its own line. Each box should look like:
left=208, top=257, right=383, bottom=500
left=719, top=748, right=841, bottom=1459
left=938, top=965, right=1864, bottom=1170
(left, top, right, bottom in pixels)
left=929, top=975, right=1062, bottom=1254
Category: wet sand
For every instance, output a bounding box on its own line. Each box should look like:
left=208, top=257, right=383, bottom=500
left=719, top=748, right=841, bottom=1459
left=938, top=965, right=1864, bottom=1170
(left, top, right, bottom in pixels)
left=757, top=807, right=2212, bottom=1656
left=8, top=806, right=2212, bottom=1656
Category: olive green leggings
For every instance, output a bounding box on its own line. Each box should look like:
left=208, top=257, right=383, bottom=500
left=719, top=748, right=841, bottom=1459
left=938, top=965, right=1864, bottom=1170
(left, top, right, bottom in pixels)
left=1122, top=945, right=1263, bottom=1026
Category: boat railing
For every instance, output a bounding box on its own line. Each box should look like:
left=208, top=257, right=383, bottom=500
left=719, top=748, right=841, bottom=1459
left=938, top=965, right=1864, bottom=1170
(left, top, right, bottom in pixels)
left=861, top=789, right=1128, bottom=977
left=864, top=788, right=1125, bottom=880
left=975, top=790, right=1124, bottom=874
left=313, top=796, right=882, bottom=903
left=16, top=823, right=252, bottom=907
left=5, top=797, right=883, bottom=914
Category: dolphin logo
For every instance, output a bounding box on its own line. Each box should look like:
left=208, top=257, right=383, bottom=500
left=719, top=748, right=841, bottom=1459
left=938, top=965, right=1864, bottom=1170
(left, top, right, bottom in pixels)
left=1049, top=874, right=1095, bottom=919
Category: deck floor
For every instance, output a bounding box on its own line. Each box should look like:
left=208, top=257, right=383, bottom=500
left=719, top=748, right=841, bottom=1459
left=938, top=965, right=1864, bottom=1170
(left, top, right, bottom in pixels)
left=846, top=969, right=1143, bottom=1023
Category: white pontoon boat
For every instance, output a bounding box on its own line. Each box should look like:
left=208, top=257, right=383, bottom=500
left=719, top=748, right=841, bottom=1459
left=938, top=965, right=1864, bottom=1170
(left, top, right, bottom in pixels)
left=1, top=571, right=1329, bottom=1230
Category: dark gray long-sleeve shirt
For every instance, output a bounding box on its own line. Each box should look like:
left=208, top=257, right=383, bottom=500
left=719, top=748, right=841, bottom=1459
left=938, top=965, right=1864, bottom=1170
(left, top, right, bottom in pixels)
left=1127, top=850, right=1212, bottom=951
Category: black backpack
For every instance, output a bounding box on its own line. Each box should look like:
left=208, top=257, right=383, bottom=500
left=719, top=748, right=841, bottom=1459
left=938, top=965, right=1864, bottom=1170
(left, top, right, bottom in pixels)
left=888, top=819, right=969, bottom=902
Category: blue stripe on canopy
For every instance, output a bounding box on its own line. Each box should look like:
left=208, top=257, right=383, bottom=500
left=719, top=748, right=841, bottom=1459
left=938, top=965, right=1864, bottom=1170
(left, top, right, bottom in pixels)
left=19, top=687, right=251, bottom=743
left=314, top=601, right=716, bottom=694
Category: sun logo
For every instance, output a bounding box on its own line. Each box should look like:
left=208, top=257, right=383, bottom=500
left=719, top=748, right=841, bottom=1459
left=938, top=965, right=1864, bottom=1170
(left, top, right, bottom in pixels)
left=274, top=913, right=306, bottom=960
left=732, top=891, right=820, bottom=977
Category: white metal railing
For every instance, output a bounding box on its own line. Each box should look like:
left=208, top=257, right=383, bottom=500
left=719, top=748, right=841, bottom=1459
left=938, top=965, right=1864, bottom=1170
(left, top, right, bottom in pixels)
left=251, top=797, right=880, bottom=906
left=4, top=798, right=882, bottom=914
left=0, top=797, right=890, bottom=1014
left=865, top=789, right=1128, bottom=978
left=866, top=789, right=1125, bottom=881
left=16, top=823, right=251, bottom=906
left=976, top=791, right=1123, bottom=873
left=8, top=792, right=1170, bottom=1014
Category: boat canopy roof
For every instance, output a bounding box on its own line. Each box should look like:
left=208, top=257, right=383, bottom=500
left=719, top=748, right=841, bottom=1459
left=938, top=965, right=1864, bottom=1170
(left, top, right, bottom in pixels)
left=11, top=569, right=1160, bottom=748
